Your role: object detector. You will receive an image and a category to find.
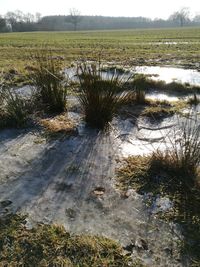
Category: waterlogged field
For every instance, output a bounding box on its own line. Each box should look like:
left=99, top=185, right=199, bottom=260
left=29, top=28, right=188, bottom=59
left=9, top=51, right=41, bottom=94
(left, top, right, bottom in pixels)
left=0, top=28, right=200, bottom=266
left=0, top=27, right=200, bottom=71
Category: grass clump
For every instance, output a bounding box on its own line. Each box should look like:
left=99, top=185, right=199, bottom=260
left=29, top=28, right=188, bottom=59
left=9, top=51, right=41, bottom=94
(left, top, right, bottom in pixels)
left=141, top=100, right=187, bottom=119
left=29, top=51, right=68, bottom=113
left=77, top=63, right=130, bottom=129
left=0, top=213, right=135, bottom=267
left=160, top=115, right=200, bottom=187
left=0, top=88, right=29, bottom=128
left=142, top=100, right=174, bottom=119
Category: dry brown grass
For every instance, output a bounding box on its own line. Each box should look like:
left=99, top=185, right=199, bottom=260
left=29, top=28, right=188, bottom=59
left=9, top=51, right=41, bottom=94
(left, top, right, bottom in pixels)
left=40, top=115, right=76, bottom=134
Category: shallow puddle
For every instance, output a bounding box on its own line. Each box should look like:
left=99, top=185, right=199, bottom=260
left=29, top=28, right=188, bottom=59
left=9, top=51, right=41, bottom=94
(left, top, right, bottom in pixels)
left=135, top=66, right=200, bottom=85
left=65, top=65, right=200, bottom=86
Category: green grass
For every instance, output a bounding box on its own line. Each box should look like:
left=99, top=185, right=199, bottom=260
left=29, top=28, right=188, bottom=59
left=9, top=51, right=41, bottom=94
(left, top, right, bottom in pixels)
left=0, top=27, right=200, bottom=72
left=0, top=213, right=141, bottom=267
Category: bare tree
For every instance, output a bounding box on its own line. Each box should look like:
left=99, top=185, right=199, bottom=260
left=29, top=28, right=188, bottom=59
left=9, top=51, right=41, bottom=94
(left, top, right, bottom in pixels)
left=35, top=12, right=42, bottom=23
left=23, top=13, right=35, bottom=23
left=169, top=7, right=190, bottom=27
left=69, top=8, right=81, bottom=31
left=5, top=11, right=18, bottom=29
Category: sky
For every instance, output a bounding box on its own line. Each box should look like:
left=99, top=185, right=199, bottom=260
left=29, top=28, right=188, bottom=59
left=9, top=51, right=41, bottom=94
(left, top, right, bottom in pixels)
left=0, top=0, right=200, bottom=19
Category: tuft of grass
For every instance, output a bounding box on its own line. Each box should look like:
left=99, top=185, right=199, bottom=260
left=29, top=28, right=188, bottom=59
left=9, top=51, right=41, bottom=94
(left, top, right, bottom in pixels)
left=141, top=99, right=187, bottom=119
left=142, top=100, right=173, bottom=119
left=0, top=213, right=136, bottom=267
left=28, top=50, right=68, bottom=113
left=77, top=63, right=130, bottom=129
left=0, top=88, right=30, bottom=128
left=155, top=115, right=200, bottom=188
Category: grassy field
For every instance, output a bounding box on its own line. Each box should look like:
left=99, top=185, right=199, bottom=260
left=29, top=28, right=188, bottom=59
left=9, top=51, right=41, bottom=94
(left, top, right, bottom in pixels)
left=0, top=27, right=200, bottom=71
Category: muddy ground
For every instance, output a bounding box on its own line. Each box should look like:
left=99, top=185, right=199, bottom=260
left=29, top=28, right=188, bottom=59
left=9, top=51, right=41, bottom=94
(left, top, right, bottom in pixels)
left=0, top=99, right=189, bottom=266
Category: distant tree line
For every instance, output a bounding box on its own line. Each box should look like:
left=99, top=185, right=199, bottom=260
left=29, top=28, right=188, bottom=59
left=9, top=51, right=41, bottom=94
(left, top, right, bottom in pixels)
left=0, top=11, right=41, bottom=32
left=0, top=8, right=200, bottom=32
